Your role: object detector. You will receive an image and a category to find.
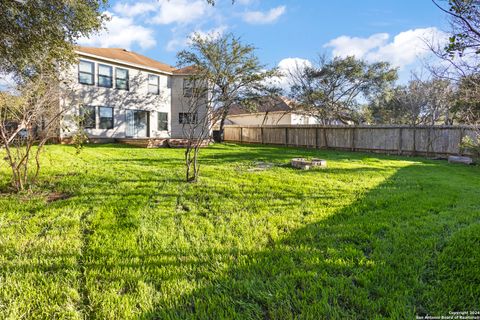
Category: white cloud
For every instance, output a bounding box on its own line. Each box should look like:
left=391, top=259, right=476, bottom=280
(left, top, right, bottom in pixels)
left=190, top=25, right=228, bottom=41
left=243, top=5, right=286, bottom=24
left=79, top=12, right=156, bottom=50
left=113, top=2, right=157, bottom=17
left=237, top=0, right=254, bottom=4
left=271, top=57, right=312, bottom=92
left=324, top=27, right=448, bottom=69
left=278, top=58, right=312, bottom=74
left=0, top=73, right=16, bottom=92
left=166, top=38, right=187, bottom=52
left=151, top=0, right=210, bottom=25
left=166, top=25, right=228, bottom=52
left=324, top=33, right=389, bottom=59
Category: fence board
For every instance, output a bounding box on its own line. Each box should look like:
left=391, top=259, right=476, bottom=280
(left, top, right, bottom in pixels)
left=223, top=125, right=476, bottom=156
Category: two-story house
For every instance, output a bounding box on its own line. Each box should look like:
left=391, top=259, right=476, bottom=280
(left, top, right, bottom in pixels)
left=60, top=46, right=206, bottom=143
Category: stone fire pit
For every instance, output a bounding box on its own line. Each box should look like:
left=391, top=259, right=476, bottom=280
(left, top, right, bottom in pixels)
left=291, top=158, right=327, bottom=170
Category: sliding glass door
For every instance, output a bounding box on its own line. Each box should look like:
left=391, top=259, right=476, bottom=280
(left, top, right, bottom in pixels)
left=126, top=110, right=150, bottom=138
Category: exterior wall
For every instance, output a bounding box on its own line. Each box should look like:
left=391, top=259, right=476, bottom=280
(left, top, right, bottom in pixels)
left=226, top=112, right=321, bottom=126
left=227, top=112, right=292, bottom=126
left=61, top=56, right=173, bottom=140
left=170, top=75, right=210, bottom=139
left=291, top=114, right=321, bottom=125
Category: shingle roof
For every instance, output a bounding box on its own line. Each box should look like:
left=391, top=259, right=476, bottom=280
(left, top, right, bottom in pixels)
left=76, top=46, right=176, bottom=73
left=228, top=96, right=296, bottom=115
left=173, top=65, right=198, bottom=75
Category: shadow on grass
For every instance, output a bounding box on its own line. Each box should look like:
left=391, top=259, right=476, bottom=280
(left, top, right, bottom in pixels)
left=133, top=162, right=479, bottom=319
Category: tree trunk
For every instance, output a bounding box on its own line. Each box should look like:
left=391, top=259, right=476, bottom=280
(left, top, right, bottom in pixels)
left=218, top=109, right=229, bottom=142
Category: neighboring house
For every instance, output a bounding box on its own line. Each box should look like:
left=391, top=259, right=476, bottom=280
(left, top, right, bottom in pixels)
left=224, top=96, right=321, bottom=126
left=60, top=46, right=207, bottom=142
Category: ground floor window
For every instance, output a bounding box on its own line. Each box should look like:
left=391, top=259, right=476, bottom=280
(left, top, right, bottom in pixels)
left=158, top=112, right=168, bottom=131
left=99, top=107, right=114, bottom=129
left=80, top=106, right=114, bottom=130
left=179, top=112, right=197, bottom=124
left=80, top=105, right=96, bottom=129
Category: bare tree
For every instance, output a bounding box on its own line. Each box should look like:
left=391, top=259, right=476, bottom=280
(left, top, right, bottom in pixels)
left=0, top=70, right=76, bottom=191
left=432, top=0, right=480, bottom=56
left=176, top=33, right=280, bottom=182
left=430, top=0, right=480, bottom=153
left=177, top=33, right=280, bottom=140
left=179, top=75, right=218, bottom=182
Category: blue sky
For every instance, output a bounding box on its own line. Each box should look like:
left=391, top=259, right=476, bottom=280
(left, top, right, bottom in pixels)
left=80, top=0, right=449, bottom=83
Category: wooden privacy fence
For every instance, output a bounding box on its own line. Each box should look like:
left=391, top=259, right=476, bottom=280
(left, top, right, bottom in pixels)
left=223, top=125, right=477, bottom=156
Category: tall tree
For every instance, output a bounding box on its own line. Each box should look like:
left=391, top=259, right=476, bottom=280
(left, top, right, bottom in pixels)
left=177, top=32, right=280, bottom=139
left=429, top=0, right=480, bottom=119
left=289, top=55, right=397, bottom=125
left=0, top=0, right=107, bottom=78
left=452, top=74, right=480, bottom=123
left=432, top=0, right=480, bottom=55
left=368, top=78, right=454, bottom=125
left=432, top=0, right=480, bottom=153
left=0, top=0, right=106, bottom=192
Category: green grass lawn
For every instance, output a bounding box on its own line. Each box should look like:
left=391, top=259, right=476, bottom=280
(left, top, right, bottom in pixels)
left=0, top=143, right=479, bottom=319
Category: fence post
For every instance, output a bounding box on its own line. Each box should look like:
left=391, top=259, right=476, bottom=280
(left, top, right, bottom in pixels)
left=261, top=127, right=264, bottom=144
left=323, top=127, right=328, bottom=149
left=458, top=127, right=465, bottom=155
left=398, top=127, right=403, bottom=155
left=315, top=127, right=319, bottom=149
left=351, top=127, right=356, bottom=151
left=240, top=127, right=243, bottom=143
left=285, top=127, right=289, bottom=146
left=412, top=126, right=417, bottom=156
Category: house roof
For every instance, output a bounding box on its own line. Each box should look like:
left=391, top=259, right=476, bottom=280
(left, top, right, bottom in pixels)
left=76, top=46, right=176, bottom=73
left=173, top=65, right=198, bottom=75
left=228, top=96, right=297, bottom=116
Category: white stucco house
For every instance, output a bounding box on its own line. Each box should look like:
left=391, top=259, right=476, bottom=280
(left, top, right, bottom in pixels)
left=60, top=46, right=206, bottom=143
left=224, top=96, right=321, bottom=126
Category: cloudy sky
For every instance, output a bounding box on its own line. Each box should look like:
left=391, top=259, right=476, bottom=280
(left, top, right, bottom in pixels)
left=78, top=0, right=450, bottom=83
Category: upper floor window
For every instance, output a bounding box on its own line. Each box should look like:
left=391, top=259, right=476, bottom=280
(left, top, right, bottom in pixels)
left=158, top=112, right=168, bottom=131
left=80, top=105, right=96, bottom=128
left=183, top=79, right=194, bottom=97
left=99, top=106, right=114, bottom=129
left=179, top=112, right=197, bottom=124
left=78, top=60, right=94, bottom=85
left=148, top=74, right=159, bottom=94
left=98, top=64, right=113, bottom=88
left=115, top=68, right=129, bottom=90
left=183, top=78, right=206, bottom=98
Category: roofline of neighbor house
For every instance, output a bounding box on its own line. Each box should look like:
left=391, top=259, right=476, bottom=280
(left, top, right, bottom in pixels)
left=227, top=110, right=314, bottom=117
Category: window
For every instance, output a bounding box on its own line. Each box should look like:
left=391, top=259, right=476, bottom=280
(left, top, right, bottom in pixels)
left=115, top=68, right=129, bottom=90
left=183, top=79, right=194, bottom=97
left=157, top=112, right=168, bottom=131
left=148, top=74, right=159, bottom=94
left=80, top=105, right=96, bottom=128
left=99, top=107, right=114, bottom=129
left=98, top=64, right=113, bottom=88
left=183, top=78, right=207, bottom=97
left=179, top=112, right=197, bottom=124
left=78, top=60, right=94, bottom=85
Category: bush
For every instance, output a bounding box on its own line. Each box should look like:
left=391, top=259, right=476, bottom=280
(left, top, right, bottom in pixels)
left=461, top=133, right=480, bottom=159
